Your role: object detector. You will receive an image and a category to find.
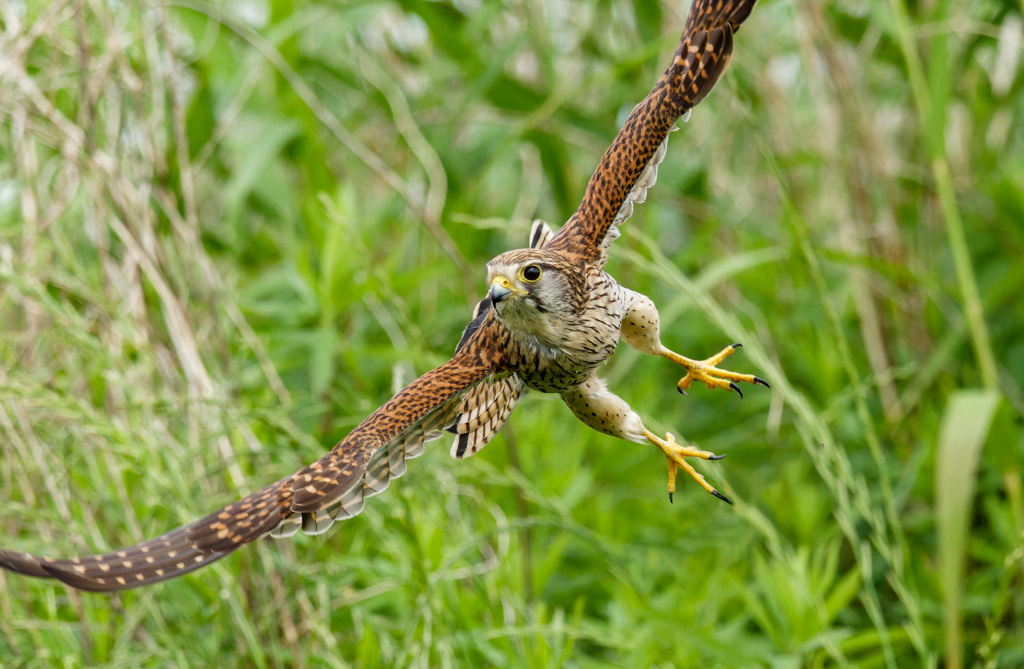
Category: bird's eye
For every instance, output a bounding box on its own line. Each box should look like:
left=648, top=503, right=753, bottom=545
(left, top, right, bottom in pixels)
left=519, top=265, right=542, bottom=283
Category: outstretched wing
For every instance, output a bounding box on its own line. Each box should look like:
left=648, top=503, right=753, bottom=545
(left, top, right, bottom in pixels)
left=0, top=319, right=509, bottom=592
left=546, top=0, right=758, bottom=267
left=444, top=219, right=553, bottom=458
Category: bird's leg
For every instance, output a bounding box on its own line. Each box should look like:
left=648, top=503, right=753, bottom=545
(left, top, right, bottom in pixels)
left=643, top=429, right=731, bottom=504
left=561, top=376, right=729, bottom=503
left=620, top=294, right=768, bottom=398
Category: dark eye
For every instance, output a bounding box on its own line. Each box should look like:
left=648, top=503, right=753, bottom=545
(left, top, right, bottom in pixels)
left=520, top=265, right=542, bottom=282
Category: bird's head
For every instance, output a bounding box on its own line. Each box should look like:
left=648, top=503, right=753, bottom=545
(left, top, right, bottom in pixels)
left=485, top=249, right=584, bottom=337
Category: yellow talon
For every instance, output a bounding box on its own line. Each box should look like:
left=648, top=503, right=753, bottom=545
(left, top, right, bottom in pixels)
left=644, top=430, right=731, bottom=504
left=666, top=343, right=769, bottom=398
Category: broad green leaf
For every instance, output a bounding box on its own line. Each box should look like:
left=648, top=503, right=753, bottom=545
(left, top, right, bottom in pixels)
left=935, top=389, right=1001, bottom=669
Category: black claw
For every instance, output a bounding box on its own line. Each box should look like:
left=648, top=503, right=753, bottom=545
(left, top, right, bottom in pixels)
left=729, top=382, right=743, bottom=399
left=731, top=342, right=743, bottom=349
left=669, top=491, right=674, bottom=504
left=754, top=376, right=770, bottom=389
left=708, top=453, right=726, bottom=460
left=711, top=489, right=733, bottom=505
left=677, top=386, right=687, bottom=396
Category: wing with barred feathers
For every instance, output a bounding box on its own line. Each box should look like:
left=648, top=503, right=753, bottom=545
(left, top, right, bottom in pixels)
left=0, top=321, right=508, bottom=592
left=447, top=375, right=522, bottom=458
left=546, top=0, right=757, bottom=267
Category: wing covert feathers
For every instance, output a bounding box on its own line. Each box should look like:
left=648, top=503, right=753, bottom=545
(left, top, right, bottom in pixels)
left=0, top=321, right=507, bottom=591
left=547, top=0, right=757, bottom=266
left=599, top=131, right=674, bottom=261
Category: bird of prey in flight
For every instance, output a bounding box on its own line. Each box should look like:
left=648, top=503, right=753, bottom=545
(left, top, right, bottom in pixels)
left=0, top=0, right=763, bottom=592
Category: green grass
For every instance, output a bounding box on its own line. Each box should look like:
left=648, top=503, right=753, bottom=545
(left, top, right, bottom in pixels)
left=1, top=0, right=1023, bottom=666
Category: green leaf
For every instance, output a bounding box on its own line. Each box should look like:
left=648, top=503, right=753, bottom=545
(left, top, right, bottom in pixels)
left=935, top=389, right=1001, bottom=669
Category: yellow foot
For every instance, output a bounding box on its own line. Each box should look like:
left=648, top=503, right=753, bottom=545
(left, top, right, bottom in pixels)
left=666, top=343, right=769, bottom=399
left=643, top=429, right=731, bottom=504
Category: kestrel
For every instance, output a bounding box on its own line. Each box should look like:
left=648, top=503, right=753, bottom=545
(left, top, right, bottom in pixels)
left=0, top=0, right=763, bottom=592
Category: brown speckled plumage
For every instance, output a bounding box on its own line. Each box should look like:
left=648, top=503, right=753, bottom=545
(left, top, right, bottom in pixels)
left=548, top=0, right=754, bottom=266
left=0, top=0, right=760, bottom=592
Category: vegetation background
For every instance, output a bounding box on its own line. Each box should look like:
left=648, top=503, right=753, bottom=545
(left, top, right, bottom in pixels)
left=1, top=0, right=1022, bottom=666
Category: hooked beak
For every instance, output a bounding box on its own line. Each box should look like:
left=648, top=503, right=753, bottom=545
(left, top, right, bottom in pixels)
left=489, top=276, right=526, bottom=304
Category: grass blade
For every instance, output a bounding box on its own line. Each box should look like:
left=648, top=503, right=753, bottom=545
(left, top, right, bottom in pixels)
left=936, top=389, right=1001, bottom=669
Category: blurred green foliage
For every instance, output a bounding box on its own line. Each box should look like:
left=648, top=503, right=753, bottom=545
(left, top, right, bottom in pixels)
left=1, top=0, right=1023, bottom=667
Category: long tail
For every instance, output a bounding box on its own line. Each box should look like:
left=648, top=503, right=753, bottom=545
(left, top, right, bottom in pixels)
left=547, top=0, right=758, bottom=263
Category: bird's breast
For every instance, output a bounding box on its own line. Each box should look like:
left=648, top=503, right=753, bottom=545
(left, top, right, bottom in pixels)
left=507, top=308, right=625, bottom=394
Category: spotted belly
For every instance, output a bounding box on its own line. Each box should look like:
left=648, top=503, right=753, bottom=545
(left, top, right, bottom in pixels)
left=519, top=362, right=600, bottom=394
left=514, top=329, right=620, bottom=394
